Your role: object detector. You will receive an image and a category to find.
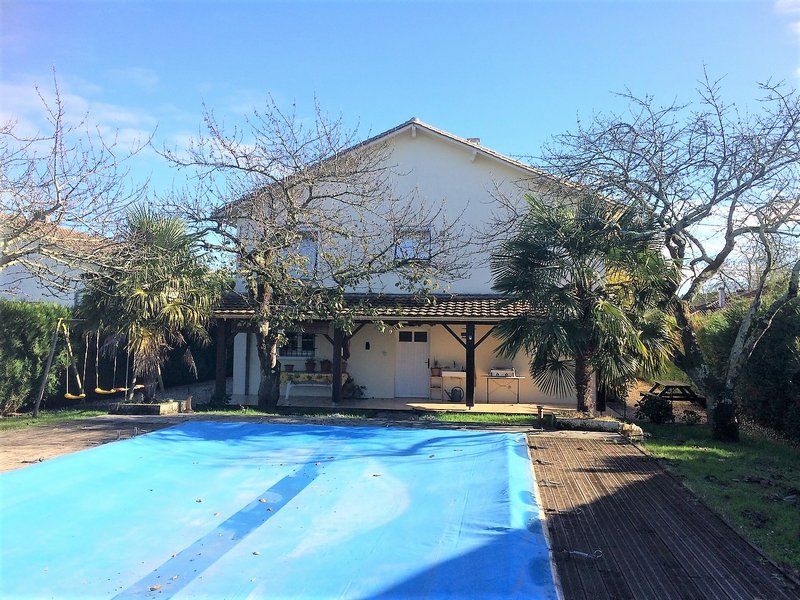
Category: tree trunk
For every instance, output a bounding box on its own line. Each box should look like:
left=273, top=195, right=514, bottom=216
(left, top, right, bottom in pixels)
left=575, top=351, right=594, bottom=415
left=673, top=301, right=739, bottom=441
left=255, top=324, right=280, bottom=410
left=709, top=389, right=739, bottom=442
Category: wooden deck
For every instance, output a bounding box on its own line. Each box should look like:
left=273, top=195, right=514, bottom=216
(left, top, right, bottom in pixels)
left=529, top=432, right=800, bottom=600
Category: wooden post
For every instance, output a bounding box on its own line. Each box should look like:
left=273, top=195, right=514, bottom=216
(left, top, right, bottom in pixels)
left=214, top=319, right=228, bottom=400
left=33, top=322, right=61, bottom=418
left=63, top=328, right=84, bottom=395
left=332, top=327, right=344, bottom=404
left=465, top=322, right=475, bottom=408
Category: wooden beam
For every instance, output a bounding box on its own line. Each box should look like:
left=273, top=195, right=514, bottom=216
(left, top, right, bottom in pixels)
left=331, top=327, right=344, bottom=404
left=244, top=333, right=251, bottom=396
left=474, top=326, right=496, bottom=349
left=214, top=320, right=228, bottom=399
left=440, top=323, right=466, bottom=348
left=465, top=322, right=475, bottom=407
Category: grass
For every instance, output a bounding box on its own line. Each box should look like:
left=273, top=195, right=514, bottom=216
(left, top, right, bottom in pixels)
left=0, top=408, right=106, bottom=432
left=196, top=403, right=548, bottom=425
left=194, top=404, right=541, bottom=425
left=642, top=421, right=800, bottom=573
left=0, top=403, right=544, bottom=433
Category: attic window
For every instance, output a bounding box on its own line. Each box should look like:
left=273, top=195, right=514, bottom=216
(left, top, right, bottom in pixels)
left=394, top=228, right=432, bottom=262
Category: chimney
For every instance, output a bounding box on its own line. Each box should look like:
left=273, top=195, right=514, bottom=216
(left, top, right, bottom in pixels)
left=718, top=286, right=726, bottom=309
left=467, top=137, right=480, bottom=145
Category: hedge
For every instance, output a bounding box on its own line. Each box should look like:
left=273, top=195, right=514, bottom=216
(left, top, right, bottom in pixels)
left=697, top=296, right=800, bottom=441
left=0, top=300, right=71, bottom=415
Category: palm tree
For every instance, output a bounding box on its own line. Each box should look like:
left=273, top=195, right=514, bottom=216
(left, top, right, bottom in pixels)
left=491, top=194, right=675, bottom=413
left=78, top=207, right=221, bottom=401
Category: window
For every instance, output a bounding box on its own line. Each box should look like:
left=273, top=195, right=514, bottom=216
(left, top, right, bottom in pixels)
left=399, top=331, right=428, bottom=343
left=279, top=333, right=316, bottom=357
left=394, top=228, right=432, bottom=262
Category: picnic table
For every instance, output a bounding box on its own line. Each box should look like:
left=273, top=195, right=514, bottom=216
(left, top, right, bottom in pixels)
left=640, top=380, right=706, bottom=408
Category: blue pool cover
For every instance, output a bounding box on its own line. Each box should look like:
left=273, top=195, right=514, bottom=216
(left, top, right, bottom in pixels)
left=0, top=422, right=556, bottom=599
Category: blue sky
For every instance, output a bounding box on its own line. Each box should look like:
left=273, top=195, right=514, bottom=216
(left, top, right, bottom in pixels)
left=2, top=0, right=799, bottom=193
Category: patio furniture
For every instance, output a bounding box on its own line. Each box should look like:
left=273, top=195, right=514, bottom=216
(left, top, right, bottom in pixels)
left=640, top=380, right=706, bottom=408
left=484, top=370, right=525, bottom=404
left=284, top=380, right=332, bottom=401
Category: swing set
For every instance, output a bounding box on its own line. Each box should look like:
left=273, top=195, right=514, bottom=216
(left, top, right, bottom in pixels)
left=42, top=320, right=143, bottom=402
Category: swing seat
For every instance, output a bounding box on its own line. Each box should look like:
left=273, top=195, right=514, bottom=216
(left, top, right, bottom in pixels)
left=113, top=384, right=145, bottom=393
left=94, top=387, right=119, bottom=395
left=64, top=392, right=86, bottom=400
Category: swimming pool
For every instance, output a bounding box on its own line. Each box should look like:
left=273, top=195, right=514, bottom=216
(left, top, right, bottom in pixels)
left=0, top=422, right=556, bottom=599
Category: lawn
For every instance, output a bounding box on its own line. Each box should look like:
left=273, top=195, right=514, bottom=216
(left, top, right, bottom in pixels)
left=642, top=422, right=800, bottom=573
left=0, top=404, right=542, bottom=434
left=0, top=408, right=106, bottom=432
left=194, top=404, right=542, bottom=425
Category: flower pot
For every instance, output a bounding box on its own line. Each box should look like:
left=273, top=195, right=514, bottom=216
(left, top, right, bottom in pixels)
left=341, top=359, right=348, bottom=374
left=284, top=364, right=294, bottom=373
left=431, top=367, right=442, bottom=377
left=320, top=359, right=332, bottom=374
left=305, top=359, right=316, bottom=373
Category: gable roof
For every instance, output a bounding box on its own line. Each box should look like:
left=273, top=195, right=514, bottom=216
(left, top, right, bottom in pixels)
left=221, top=117, right=575, bottom=218
left=349, top=117, right=559, bottom=182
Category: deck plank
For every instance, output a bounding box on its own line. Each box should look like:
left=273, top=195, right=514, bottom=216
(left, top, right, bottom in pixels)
left=529, top=433, right=799, bottom=600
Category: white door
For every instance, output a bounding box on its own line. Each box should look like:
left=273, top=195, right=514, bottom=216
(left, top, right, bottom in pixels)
left=395, top=330, right=430, bottom=398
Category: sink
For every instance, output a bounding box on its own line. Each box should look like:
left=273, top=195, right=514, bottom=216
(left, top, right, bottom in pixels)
left=440, top=370, right=466, bottom=378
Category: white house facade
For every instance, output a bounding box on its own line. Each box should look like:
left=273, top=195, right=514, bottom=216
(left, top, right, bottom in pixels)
left=213, top=118, right=590, bottom=410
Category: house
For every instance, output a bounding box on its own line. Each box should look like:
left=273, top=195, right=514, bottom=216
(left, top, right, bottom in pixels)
left=0, top=218, right=105, bottom=306
left=213, top=118, right=590, bottom=409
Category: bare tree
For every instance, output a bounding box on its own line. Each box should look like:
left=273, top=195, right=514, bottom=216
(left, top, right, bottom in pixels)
left=539, top=73, right=800, bottom=441
left=163, top=100, right=469, bottom=408
left=0, top=77, right=147, bottom=296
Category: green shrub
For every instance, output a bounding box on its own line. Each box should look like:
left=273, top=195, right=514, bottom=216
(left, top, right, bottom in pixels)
left=0, top=301, right=71, bottom=415
left=697, top=295, right=800, bottom=441
left=635, top=393, right=674, bottom=424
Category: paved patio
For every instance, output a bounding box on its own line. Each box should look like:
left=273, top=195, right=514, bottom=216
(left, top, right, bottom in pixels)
left=279, top=394, right=575, bottom=414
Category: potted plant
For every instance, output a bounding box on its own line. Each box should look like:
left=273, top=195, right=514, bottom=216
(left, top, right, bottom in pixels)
left=430, top=359, right=442, bottom=377
left=305, top=358, right=317, bottom=373
left=284, top=363, right=294, bottom=373
left=320, top=359, right=332, bottom=373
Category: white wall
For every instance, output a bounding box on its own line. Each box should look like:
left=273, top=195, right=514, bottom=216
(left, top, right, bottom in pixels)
left=367, top=128, right=547, bottom=293
left=232, top=323, right=582, bottom=408
left=0, top=260, right=80, bottom=306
